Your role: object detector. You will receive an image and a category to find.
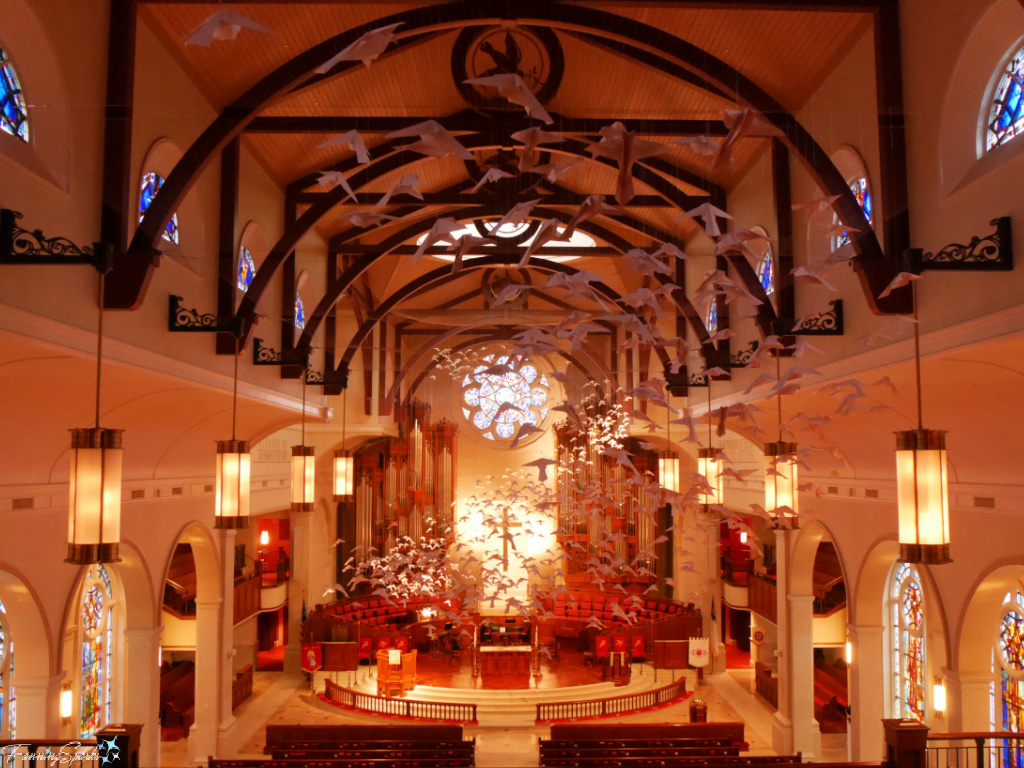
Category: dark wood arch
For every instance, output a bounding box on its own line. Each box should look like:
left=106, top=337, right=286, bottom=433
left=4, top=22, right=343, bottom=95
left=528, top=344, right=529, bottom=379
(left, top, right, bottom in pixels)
left=113, top=1, right=909, bottom=316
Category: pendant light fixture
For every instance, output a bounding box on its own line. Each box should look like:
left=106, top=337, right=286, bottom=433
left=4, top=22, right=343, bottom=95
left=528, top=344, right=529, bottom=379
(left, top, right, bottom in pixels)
left=67, top=256, right=123, bottom=565
left=215, top=336, right=250, bottom=529
left=333, top=386, right=354, bottom=500
left=291, top=368, right=315, bottom=511
left=764, top=353, right=798, bottom=527
left=698, top=381, right=724, bottom=508
left=659, top=393, right=680, bottom=492
left=895, top=274, right=950, bottom=564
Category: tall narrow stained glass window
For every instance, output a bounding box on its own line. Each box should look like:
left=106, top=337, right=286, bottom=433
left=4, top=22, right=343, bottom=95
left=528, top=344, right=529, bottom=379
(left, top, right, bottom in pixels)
left=1000, top=589, right=1024, bottom=767
left=237, top=247, right=255, bottom=292
left=0, top=44, right=29, bottom=142
left=139, top=172, right=179, bottom=244
left=987, top=46, right=1024, bottom=151
left=295, top=294, right=305, bottom=330
left=890, top=562, right=926, bottom=722
left=461, top=354, right=549, bottom=442
left=79, top=564, right=116, bottom=738
left=0, top=597, right=14, bottom=738
left=835, top=177, right=873, bottom=249
left=705, top=297, right=719, bottom=334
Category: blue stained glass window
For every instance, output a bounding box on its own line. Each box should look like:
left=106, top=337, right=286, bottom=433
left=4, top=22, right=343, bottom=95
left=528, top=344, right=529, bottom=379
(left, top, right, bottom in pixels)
left=1001, top=589, right=1024, bottom=766
left=705, top=298, right=718, bottom=334
left=139, top=172, right=179, bottom=244
left=988, top=47, right=1024, bottom=151
left=890, top=562, right=925, bottom=722
left=461, top=354, right=549, bottom=443
left=237, top=247, right=255, bottom=292
left=295, top=294, right=305, bottom=330
left=80, top=564, right=114, bottom=739
left=836, top=177, right=873, bottom=249
left=757, top=252, right=775, bottom=295
left=0, top=45, right=29, bottom=142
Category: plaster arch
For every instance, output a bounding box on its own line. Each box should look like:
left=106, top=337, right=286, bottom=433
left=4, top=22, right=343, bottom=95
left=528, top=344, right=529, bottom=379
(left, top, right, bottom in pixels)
left=161, top=521, right=223, bottom=604
left=138, top=138, right=207, bottom=278
left=790, top=519, right=849, bottom=597
left=0, top=564, right=53, bottom=679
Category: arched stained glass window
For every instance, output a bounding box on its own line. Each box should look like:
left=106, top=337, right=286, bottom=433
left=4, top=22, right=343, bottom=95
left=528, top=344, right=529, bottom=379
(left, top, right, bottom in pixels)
left=139, top=172, right=179, bottom=244
left=835, top=177, right=873, bottom=249
left=987, top=46, right=1024, bottom=151
left=461, top=354, right=549, bottom=442
left=0, top=44, right=29, bottom=142
left=890, top=562, right=926, bottom=722
left=237, top=246, right=255, bottom=292
left=0, top=597, right=15, bottom=738
left=80, top=564, right=115, bottom=738
left=294, top=294, right=305, bottom=330
left=1000, top=589, right=1024, bottom=765
left=705, top=298, right=718, bottom=334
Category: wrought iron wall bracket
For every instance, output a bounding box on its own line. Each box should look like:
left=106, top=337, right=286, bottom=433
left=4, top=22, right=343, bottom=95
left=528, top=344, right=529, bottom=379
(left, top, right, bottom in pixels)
left=914, top=217, right=1013, bottom=271
left=168, top=295, right=244, bottom=334
left=791, top=300, right=844, bottom=336
left=1, top=208, right=113, bottom=272
left=253, top=338, right=310, bottom=367
left=727, top=340, right=759, bottom=369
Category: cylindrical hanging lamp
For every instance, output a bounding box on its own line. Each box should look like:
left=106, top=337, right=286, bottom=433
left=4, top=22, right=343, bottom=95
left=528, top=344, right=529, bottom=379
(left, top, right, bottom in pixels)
left=291, top=445, right=315, bottom=511
left=698, top=447, right=724, bottom=505
left=67, top=427, right=123, bottom=564
left=764, top=440, right=799, bottom=526
left=215, top=338, right=250, bottom=529
left=659, top=453, right=680, bottom=493
left=333, top=387, right=354, bottom=500
left=895, top=429, right=950, bottom=564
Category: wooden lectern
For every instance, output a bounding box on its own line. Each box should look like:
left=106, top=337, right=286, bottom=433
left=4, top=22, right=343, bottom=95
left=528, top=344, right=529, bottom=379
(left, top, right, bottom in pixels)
left=376, top=649, right=417, bottom=697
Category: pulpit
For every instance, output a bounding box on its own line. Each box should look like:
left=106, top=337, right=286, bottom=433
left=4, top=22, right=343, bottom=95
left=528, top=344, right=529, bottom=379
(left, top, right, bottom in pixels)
left=376, top=649, right=417, bottom=697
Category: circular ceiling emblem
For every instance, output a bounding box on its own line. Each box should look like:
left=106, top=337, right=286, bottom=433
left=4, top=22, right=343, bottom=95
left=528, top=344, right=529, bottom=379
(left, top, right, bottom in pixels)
left=452, top=25, right=564, bottom=112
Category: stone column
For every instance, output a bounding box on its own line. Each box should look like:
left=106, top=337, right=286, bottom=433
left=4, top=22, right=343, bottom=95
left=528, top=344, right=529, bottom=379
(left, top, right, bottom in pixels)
left=285, top=510, right=310, bottom=675
left=848, top=624, right=885, bottom=762
left=122, top=627, right=162, bottom=767
left=788, top=593, right=822, bottom=759
left=12, top=673, right=63, bottom=737
left=772, top=528, right=795, bottom=755
left=947, top=670, right=995, bottom=732
left=188, top=598, right=221, bottom=765
left=217, top=528, right=238, bottom=756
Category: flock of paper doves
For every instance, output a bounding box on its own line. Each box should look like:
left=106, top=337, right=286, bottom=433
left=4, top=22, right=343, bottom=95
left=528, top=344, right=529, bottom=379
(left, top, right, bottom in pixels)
left=184, top=12, right=920, bottom=626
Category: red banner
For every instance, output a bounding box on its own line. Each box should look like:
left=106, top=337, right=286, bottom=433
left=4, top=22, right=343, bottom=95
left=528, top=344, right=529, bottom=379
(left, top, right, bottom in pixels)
left=612, top=635, right=628, bottom=653
left=358, top=636, right=373, bottom=659
left=596, top=636, right=610, bottom=657
left=394, top=636, right=409, bottom=652
left=301, top=643, right=322, bottom=672
left=376, top=636, right=391, bottom=651
left=631, top=635, right=646, bottom=657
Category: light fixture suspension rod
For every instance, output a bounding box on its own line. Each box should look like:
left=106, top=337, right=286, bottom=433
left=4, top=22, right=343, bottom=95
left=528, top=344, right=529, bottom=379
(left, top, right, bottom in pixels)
left=301, top=367, right=307, bottom=445
left=912, top=281, right=923, bottom=430
left=707, top=381, right=712, bottom=449
left=231, top=336, right=239, bottom=441
left=95, top=271, right=105, bottom=429
left=776, top=354, right=782, bottom=442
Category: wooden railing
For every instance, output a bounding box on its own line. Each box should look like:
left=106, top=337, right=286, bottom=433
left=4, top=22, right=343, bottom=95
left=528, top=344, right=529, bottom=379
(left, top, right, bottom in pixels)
left=233, top=571, right=261, bottom=625
left=535, top=676, right=688, bottom=723
left=926, top=732, right=1024, bottom=768
left=323, top=678, right=478, bottom=724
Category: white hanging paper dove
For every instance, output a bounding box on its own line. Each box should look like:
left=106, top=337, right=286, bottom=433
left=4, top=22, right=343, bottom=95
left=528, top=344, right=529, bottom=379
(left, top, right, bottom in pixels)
left=317, top=130, right=371, bottom=164
left=185, top=10, right=271, bottom=47
left=464, top=74, right=554, bottom=124
left=316, top=22, right=403, bottom=73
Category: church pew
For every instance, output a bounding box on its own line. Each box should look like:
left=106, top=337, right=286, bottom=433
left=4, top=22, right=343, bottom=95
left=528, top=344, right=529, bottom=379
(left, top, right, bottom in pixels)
left=265, top=724, right=466, bottom=750
left=539, top=758, right=802, bottom=768
left=267, top=747, right=473, bottom=762
left=213, top=760, right=472, bottom=768
left=539, top=745, right=745, bottom=759
left=548, top=723, right=745, bottom=744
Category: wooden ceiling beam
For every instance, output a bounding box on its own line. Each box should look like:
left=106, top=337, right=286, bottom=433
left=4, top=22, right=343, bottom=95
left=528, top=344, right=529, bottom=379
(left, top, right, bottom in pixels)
left=295, top=191, right=680, bottom=208
left=138, top=0, right=880, bottom=9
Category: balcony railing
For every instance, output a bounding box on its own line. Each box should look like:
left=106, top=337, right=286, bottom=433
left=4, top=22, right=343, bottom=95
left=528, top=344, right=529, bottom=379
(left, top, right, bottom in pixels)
left=927, top=732, right=1024, bottom=768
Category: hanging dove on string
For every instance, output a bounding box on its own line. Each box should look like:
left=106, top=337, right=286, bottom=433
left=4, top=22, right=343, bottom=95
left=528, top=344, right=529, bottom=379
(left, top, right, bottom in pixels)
left=387, top=120, right=474, bottom=161
left=678, top=203, right=733, bottom=238
left=317, top=130, right=371, bottom=164
left=585, top=122, right=672, bottom=205
left=413, top=218, right=464, bottom=263
left=464, top=74, right=554, bottom=124
left=563, top=195, right=617, bottom=239
left=185, top=10, right=272, bottom=46
left=469, top=168, right=515, bottom=193
left=877, top=271, right=921, bottom=299
left=317, top=22, right=403, bottom=72
left=317, top=171, right=357, bottom=203
left=511, top=127, right=565, bottom=172
left=374, top=174, right=423, bottom=209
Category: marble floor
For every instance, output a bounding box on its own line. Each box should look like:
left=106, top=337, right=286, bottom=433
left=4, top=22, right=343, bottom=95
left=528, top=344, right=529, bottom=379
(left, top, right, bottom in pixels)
left=160, top=662, right=848, bottom=767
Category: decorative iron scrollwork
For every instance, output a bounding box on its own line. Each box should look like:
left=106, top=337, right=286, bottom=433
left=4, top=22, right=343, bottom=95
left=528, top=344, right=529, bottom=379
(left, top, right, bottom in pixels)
left=920, top=217, right=1013, bottom=271
left=688, top=371, right=709, bottom=387
left=1, top=208, right=108, bottom=269
left=168, top=295, right=243, bottom=334
left=727, top=340, right=758, bottom=369
left=253, top=338, right=309, bottom=366
left=305, top=369, right=324, bottom=385
left=792, top=300, right=844, bottom=336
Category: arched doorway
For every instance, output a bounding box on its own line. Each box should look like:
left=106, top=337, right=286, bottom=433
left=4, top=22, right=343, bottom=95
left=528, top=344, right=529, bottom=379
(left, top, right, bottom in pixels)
left=0, top=566, right=51, bottom=737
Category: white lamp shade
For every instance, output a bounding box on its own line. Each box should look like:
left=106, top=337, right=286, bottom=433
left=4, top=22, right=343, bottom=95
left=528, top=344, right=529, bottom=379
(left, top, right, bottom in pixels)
left=933, top=679, right=946, bottom=714
left=333, top=450, right=354, bottom=499
left=61, top=684, right=73, bottom=719
left=215, top=440, right=251, bottom=528
left=659, top=455, right=679, bottom=493
left=259, top=530, right=270, bottom=547
left=764, top=441, right=799, bottom=523
left=698, top=448, right=723, bottom=505
left=291, top=445, right=315, bottom=510
left=895, top=430, right=951, bottom=564
left=67, top=428, right=123, bottom=564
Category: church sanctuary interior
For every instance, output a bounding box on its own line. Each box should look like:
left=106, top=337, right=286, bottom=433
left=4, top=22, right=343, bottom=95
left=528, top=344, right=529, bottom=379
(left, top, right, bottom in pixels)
left=4, top=0, right=1024, bottom=766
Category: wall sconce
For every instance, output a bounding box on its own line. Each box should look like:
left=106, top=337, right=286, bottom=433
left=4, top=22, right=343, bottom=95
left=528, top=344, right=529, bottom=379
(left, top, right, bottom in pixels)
left=259, top=530, right=269, bottom=547
left=61, top=681, right=73, bottom=723
left=933, top=676, right=946, bottom=717
left=845, top=632, right=852, bottom=664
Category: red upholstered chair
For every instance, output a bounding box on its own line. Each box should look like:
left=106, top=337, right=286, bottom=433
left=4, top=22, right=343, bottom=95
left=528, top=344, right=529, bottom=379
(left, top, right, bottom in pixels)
left=358, top=636, right=373, bottom=660
left=631, top=635, right=646, bottom=663
left=554, top=601, right=566, bottom=616
left=613, top=635, right=628, bottom=654
left=394, top=636, right=409, bottom=652
left=376, top=636, right=391, bottom=651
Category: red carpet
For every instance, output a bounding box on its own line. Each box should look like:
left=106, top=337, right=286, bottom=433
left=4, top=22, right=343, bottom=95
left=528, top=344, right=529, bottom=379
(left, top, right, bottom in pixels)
left=724, top=643, right=751, bottom=670
left=258, top=644, right=286, bottom=671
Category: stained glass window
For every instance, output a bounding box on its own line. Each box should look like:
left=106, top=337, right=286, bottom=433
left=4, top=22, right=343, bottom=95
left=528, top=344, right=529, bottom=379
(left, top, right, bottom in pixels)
left=890, top=562, right=926, bottom=722
left=237, top=247, right=255, bottom=292
left=1000, top=589, right=1024, bottom=767
left=461, top=354, right=549, bottom=442
left=835, top=177, right=873, bottom=249
left=756, top=252, right=775, bottom=295
left=0, top=44, right=29, bottom=142
left=987, top=47, right=1024, bottom=151
left=139, top=172, right=179, bottom=244
left=705, top=298, right=718, bottom=334
left=80, top=564, right=115, bottom=739
left=295, top=294, right=305, bottom=330
left=0, top=596, right=13, bottom=738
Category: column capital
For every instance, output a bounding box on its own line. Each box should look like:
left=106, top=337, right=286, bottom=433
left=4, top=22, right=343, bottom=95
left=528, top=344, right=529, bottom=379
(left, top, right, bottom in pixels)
left=9, top=673, right=65, bottom=692
left=788, top=593, right=816, bottom=607
left=123, top=626, right=163, bottom=642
